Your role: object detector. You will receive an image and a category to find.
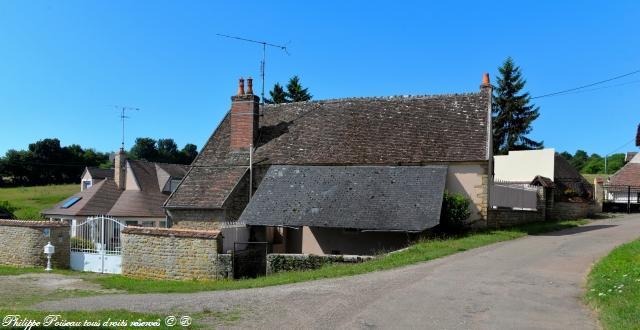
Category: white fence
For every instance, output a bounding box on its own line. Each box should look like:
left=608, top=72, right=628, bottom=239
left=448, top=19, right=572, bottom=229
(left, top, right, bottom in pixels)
left=490, top=181, right=538, bottom=210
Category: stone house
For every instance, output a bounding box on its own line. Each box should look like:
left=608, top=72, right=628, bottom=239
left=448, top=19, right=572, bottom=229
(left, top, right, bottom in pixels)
left=43, top=151, right=188, bottom=229
left=164, top=75, right=494, bottom=255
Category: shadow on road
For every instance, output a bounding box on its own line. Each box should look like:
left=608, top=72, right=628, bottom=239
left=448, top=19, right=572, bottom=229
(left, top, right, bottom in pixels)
left=533, top=224, right=617, bottom=236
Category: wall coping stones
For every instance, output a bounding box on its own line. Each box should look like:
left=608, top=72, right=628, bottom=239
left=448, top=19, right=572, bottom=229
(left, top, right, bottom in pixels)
left=122, top=226, right=220, bottom=239
left=0, top=219, right=70, bottom=228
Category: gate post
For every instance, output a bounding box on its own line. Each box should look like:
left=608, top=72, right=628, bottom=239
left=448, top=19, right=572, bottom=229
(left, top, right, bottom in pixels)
left=628, top=186, right=632, bottom=214
left=100, top=215, right=105, bottom=273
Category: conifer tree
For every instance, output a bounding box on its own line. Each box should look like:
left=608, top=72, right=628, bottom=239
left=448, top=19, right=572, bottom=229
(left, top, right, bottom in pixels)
left=265, top=83, right=288, bottom=104
left=286, top=76, right=312, bottom=102
left=492, top=57, right=543, bottom=154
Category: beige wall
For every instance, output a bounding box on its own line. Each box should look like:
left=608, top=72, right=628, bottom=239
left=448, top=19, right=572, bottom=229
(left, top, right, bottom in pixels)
left=300, top=226, right=412, bottom=256
left=125, top=162, right=140, bottom=191
left=494, top=148, right=555, bottom=182
left=445, top=163, right=489, bottom=222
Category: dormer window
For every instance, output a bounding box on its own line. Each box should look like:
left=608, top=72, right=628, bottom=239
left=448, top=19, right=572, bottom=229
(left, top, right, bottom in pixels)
left=82, top=180, right=92, bottom=191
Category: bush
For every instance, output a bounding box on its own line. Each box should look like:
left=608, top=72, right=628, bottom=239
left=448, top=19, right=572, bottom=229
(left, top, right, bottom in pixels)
left=0, top=201, right=16, bottom=219
left=440, top=192, right=471, bottom=232
left=563, top=188, right=579, bottom=197
left=70, top=237, right=96, bottom=251
left=268, top=254, right=341, bottom=273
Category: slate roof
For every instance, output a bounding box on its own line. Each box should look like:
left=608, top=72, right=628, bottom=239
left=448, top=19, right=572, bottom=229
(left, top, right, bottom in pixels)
left=239, top=165, right=448, bottom=232
left=609, top=163, right=640, bottom=186
left=168, top=92, right=490, bottom=209
left=85, top=167, right=114, bottom=180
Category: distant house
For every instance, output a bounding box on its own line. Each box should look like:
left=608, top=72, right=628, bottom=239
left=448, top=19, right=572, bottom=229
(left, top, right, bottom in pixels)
left=43, top=152, right=188, bottom=229
left=603, top=152, right=640, bottom=207
left=494, top=148, right=594, bottom=202
left=164, top=75, right=493, bottom=255
left=81, top=167, right=114, bottom=191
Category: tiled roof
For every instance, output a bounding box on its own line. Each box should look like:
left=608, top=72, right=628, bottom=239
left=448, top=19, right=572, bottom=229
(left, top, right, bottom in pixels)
left=42, top=179, right=122, bottom=217
left=169, top=92, right=490, bottom=210
left=194, top=93, right=491, bottom=167
left=156, top=163, right=189, bottom=178
left=86, top=167, right=114, bottom=179
left=45, top=159, right=188, bottom=218
left=609, top=163, right=640, bottom=186
left=164, top=166, right=247, bottom=209
left=239, top=165, right=448, bottom=231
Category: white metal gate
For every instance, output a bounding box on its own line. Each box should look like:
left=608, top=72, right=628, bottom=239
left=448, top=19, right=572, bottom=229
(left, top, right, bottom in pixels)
left=70, top=215, right=126, bottom=274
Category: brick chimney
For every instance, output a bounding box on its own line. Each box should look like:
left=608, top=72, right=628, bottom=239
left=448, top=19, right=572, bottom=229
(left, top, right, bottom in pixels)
left=230, top=77, right=260, bottom=151
left=480, top=72, right=492, bottom=93
left=114, top=148, right=126, bottom=189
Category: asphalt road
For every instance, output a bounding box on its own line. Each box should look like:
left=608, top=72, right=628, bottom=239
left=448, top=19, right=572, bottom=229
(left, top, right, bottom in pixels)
left=36, top=215, right=640, bottom=329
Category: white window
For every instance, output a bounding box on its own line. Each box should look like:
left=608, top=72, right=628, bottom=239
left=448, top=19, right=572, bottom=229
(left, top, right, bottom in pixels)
left=82, top=180, right=92, bottom=190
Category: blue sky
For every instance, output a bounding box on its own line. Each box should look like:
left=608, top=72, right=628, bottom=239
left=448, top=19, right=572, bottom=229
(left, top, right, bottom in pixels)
left=0, top=1, right=638, bottom=156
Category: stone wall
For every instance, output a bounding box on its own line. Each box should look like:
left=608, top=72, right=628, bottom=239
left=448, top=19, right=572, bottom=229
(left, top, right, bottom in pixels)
left=547, top=201, right=596, bottom=221
left=0, top=220, right=70, bottom=268
left=121, top=227, right=223, bottom=280
left=167, top=209, right=224, bottom=230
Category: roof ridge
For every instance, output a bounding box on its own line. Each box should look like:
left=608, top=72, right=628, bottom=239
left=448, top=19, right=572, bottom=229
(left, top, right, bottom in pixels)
left=262, top=91, right=484, bottom=108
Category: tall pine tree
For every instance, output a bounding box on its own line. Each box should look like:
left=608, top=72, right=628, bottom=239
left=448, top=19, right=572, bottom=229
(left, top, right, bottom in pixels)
left=265, top=83, right=288, bottom=104
left=286, top=76, right=312, bottom=102
left=492, top=57, right=542, bottom=154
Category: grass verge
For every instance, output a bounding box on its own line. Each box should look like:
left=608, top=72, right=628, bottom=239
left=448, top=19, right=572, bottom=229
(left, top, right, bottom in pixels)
left=92, top=219, right=588, bottom=294
left=0, top=184, right=78, bottom=219
left=585, top=239, right=640, bottom=330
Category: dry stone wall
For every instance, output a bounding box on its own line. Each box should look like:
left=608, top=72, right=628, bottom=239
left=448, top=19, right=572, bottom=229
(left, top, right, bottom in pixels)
left=0, top=220, right=70, bottom=268
left=121, top=227, right=224, bottom=280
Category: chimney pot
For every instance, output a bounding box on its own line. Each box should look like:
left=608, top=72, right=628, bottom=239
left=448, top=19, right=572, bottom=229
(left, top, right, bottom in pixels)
left=482, top=73, right=490, bottom=85
left=238, top=77, right=245, bottom=96
left=247, top=77, right=253, bottom=95
left=480, top=72, right=492, bottom=92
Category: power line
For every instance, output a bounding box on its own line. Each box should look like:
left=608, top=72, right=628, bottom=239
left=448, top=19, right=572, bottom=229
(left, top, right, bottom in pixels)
left=531, top=69, right=640, bottom=99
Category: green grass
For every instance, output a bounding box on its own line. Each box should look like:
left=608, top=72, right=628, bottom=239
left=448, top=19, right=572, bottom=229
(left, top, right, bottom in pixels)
left=92, top=219, right=588, bottom=294
left=586, top=239, right=640, bottom=330
left=582, top=173, right=610, bottom=184
left=0, top=184, right=78, bottom=219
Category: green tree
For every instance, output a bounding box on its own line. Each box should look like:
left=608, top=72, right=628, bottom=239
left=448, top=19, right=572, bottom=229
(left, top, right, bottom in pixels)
left=157, top=139, right=179, bottom=163
left=570, top=150, right=589, bottom=172
left=178, top=143, right=198, bottom=164
left=129, top=138, right=158, bottom=162
left=265, top=83, right=288, bottom=104
left=286, top=76, right=312, bottom=102
left=492, top=57, right=542, bottom=154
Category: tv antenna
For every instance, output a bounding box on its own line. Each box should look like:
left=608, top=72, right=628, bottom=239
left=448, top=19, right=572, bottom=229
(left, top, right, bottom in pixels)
left=216, top=33, right=289, bottom=103
left=114, top=105, right=140, bottom=150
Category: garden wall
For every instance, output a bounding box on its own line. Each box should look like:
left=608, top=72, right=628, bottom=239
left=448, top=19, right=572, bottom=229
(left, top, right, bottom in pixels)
left=547, top=201, right=596, bottom=221
left=0, top=220, right=70, bottom=268
left=121, top=227, right=224, bottom=280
